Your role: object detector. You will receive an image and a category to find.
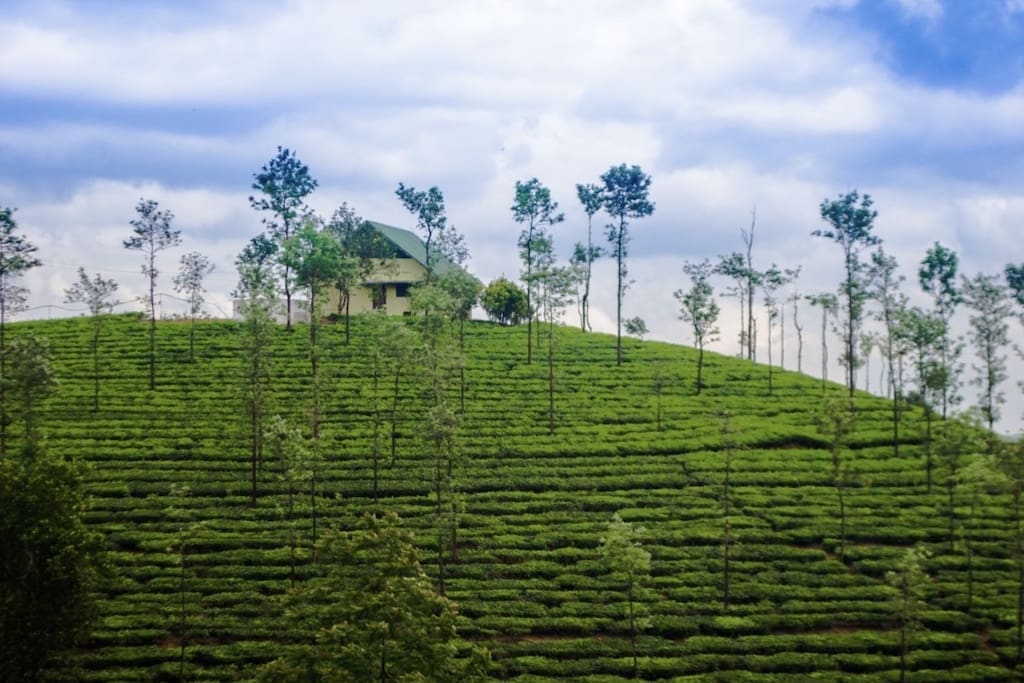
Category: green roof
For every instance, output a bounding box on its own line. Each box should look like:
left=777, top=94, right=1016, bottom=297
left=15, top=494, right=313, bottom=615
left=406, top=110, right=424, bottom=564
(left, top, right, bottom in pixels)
left=365, top=220, right=459, bottom=276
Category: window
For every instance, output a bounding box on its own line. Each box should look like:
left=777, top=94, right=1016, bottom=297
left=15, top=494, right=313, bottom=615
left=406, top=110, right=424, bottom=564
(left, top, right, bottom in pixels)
left=395, top=283, right=411, bottom=298
left=372, top=285, right=387, bottom=310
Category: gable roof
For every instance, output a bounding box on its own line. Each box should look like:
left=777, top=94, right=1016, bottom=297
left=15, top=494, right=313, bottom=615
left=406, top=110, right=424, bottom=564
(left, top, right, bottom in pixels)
left=365, top=220, right=458, bottom=276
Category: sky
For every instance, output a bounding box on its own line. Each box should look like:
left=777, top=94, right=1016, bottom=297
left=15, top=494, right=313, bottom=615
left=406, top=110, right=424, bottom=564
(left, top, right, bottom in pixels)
left=1, top=0, right=1023, bottom=431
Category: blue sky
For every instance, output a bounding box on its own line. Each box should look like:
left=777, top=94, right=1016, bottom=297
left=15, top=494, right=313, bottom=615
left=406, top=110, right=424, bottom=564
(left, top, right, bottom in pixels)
left=1, top=0, right=1022, bottom=429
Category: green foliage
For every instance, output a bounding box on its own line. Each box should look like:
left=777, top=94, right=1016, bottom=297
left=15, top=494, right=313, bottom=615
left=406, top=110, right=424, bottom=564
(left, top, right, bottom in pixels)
left=675, top=259, right=720, bottom=393
left=261, top=512, right=487, bottom=682
left=600, top=164, right=654, bottom=366
left=0, top=451, right=103, bottom=680
left=396, top=183, right=448, bottom=278
left=481, top=277, right=528, bottom=326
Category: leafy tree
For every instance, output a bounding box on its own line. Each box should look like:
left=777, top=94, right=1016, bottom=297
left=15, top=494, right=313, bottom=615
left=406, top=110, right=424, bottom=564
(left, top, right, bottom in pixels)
left=536, top=264, right=575, bottom=435
left=898, top=306, right=945, bottom=492
left=600, top=512, right=651, bottom=679
left=260, top=513, right=487, bottom=682
left=715, top=252, right=751, bottom=357
left=996, top=438, right=1024, bottom=662
left=674, top=259, right=720, bottom=394
left=624, top=316, right=648, bottom=339
left=575, top=182, right=604, bottom=331
left=7, top=333, right=57, bottom=457
left=512, top=178, right=564, bottom=364
left=779, top=266, right=801, bottom=370
left=0, top=207, right=41, bottom=458
left=652, top=363, right=669, bottom=432
left=957, top=457, right=1002, bottom=612
left=324, top=203, right=389, bottom=343
left=935, top=416, right=983, bottom=553
left=0, top=451, right=103, bottom=681
left=817, top=397, right=855, bottom=562
left=481, top=277, right=528, bottom=326
left=760, top=265, right=786, bottom=395
left=1007, top=262, right=1024, bottom=306
left=806, top=292, right=838, bottom=394
left=961, top=272, right=1012, bottom=440
left=919, top=242, right=963, bottom=419
left=249, top=146, right=318, bottom=330
left=64, top=268, right=118, bottom=411
left=787, top=278, right=805, bottom=373
left=396, top=183, right=448, bottom=280
left=265, top=414, right=312, bottom=587
left=124, top=198, right=181, bottom=390
left=813, top=191, right=880, bottom=396
left=886, top=545, right=930, bottom=683
left=173, top=251, right=214, bottom=363
left=234, top=235, right=278, bottom=504
left=164, top=484, right=207, bottom=682
left=868, top=247, right=908, bottom=457
left=280, top=219, right=351, bottom=554
left=601, top=164, right=654, bottom=366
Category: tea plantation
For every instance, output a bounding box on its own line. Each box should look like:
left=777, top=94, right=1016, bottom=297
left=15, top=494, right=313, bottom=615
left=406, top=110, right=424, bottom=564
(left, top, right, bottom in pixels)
left=17, top=314, right=1023, bottom=681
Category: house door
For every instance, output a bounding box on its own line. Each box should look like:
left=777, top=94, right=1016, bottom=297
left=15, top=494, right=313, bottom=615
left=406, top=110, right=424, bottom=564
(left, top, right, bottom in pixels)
left=372, top=285, right=387, bottom=310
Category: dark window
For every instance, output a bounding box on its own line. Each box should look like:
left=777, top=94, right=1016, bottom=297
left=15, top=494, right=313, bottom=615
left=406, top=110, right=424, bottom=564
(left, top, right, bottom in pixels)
left=395, top=283, right=411, bottom=298
left=372, top=285, right=387, bottom=309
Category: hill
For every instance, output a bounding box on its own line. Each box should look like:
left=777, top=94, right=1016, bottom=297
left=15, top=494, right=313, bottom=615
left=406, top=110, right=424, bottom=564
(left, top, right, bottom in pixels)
left=13, top=313, right=1023, bottom=681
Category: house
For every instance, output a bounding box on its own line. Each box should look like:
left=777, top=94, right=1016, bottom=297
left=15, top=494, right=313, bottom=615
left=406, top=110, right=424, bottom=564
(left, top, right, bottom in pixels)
left=322, top=220, right=461, bottom=317
left=232, top=220, right=466, bottom=323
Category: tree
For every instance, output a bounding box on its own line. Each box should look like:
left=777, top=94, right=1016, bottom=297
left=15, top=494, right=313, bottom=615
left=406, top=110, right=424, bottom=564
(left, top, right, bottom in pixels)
left=265, top=414, right=312, bottom=587
left=817, top=397, right=855, bottom=562
left=173, top=251, right=214, bottom=363
left=250, top=146, right=318, bottom=331
left=715, top=252, right=751, bottom=358
left=919, top=242, right=962, bottom=419
left=674, top=259, right=720, bottom=395
left=280, top=220, right=351, bottom=555
left=898, top=306, right=945, bottom=492
left=0, top=451, right=103, bottom=681
left=623, top=316, right=648, bottom=339
left=234, top=235, right=278, bottom=504
left=481, top=277, right=528, bottom=326
left=718, top=411, right=737, bottom=610
left=396, top=183, right=448, bottom=280
left=813, top=191, right=880, bottom=396
left=997, top=438, right=1024, bottom=662
left=575, top=183, right=604, bottom=331
left=886, top=545, right=930, bottom=683
left=260, top=513, right=486, bottom=682
left=536, top=263, right=575, bottom=435
left=1007, top=262, right=1024, bottom=306
left=868, top=247, right=908, bottom=457
left=324, top=204, right=389, bottom=344
left=124, top=198, right=181, bottom=390
left=64, top=268, right=118, bottom=412
left=512, top=178, right=564, bottom=364
left=7, top=333, right=58, bottom=457
left=779, top=266, right=801, bottom=370
left=0, top=207, right=42, bottom=457
left=601, top=164, right=654, bottom=366
left=600, top=512, right=651, bottom=679
left=760, top=265, right=785, bottom=395
left=806, top=292, right=838, bottom=394
left=961, top=272, right=1012, bottom=440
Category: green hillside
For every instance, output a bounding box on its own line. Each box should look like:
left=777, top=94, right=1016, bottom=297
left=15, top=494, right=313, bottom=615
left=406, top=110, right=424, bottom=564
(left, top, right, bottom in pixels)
left=13, top=314, right=1023, bottom=681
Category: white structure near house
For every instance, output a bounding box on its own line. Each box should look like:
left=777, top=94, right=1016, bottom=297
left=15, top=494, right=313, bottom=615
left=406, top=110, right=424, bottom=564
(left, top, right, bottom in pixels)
left=232, top=220, right=465, bottom=323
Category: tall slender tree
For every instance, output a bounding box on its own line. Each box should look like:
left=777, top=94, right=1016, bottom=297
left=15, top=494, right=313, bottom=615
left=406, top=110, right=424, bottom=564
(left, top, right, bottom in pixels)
left=760, top=265, right=785, bottom=395
left=574, top=183, right=604, bottom=332
left=0, top=207, right=41, bottom=458
left=899, top=306, right=945, bottom=492
left=324, top=204, right=388, bottom=344
left=250, top=147, right=318, bottom=331
left=173, top=252, right=214, bottom=363
left=234, top=235, right=278, bottom=504
left=600, top=512, right=650, bottom=679
left=813, top=191, right=880, bottom=397
left=715, top=252, right=750, bottom=357
left=961, top=272, right=1012, bottom=439
left=64, top=268, right=118, bottom=411
left=868, top=247, right=908, bottom=457
left=919, top=242, right=963, bottom=419
left=674, top=260, right=720, bottom=395
left=512, top=178, right=564, bottom=364
left=124, top=198, right=181, bottom=390
left=806, top=292, right=838, bottom=394
left=601, top=164, right=654, bottom=366
left=396, top=183, right=448, bottom=280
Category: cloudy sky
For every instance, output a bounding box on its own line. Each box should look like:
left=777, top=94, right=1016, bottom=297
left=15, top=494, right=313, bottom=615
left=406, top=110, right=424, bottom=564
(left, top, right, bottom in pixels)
left=2, top=0, right=1023, bottom=429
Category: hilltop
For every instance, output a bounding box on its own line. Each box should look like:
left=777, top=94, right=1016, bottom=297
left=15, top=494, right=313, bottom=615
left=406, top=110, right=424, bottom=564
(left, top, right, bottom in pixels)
left=14, top=313, right=1022, bottom=681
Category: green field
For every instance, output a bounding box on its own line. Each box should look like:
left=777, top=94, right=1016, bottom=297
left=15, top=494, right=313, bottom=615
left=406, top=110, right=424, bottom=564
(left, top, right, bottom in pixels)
left=16, top=313, right=1024, bottom=681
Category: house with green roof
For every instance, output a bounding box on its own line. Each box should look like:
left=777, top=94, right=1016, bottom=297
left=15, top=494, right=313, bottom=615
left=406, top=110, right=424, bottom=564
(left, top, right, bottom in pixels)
left=323, top=220, right=463, bottom=317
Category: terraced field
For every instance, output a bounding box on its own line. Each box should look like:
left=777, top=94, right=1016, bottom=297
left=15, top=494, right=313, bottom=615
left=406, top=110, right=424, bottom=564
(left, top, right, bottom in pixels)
left=17, top=314, right=1023, bottom=681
